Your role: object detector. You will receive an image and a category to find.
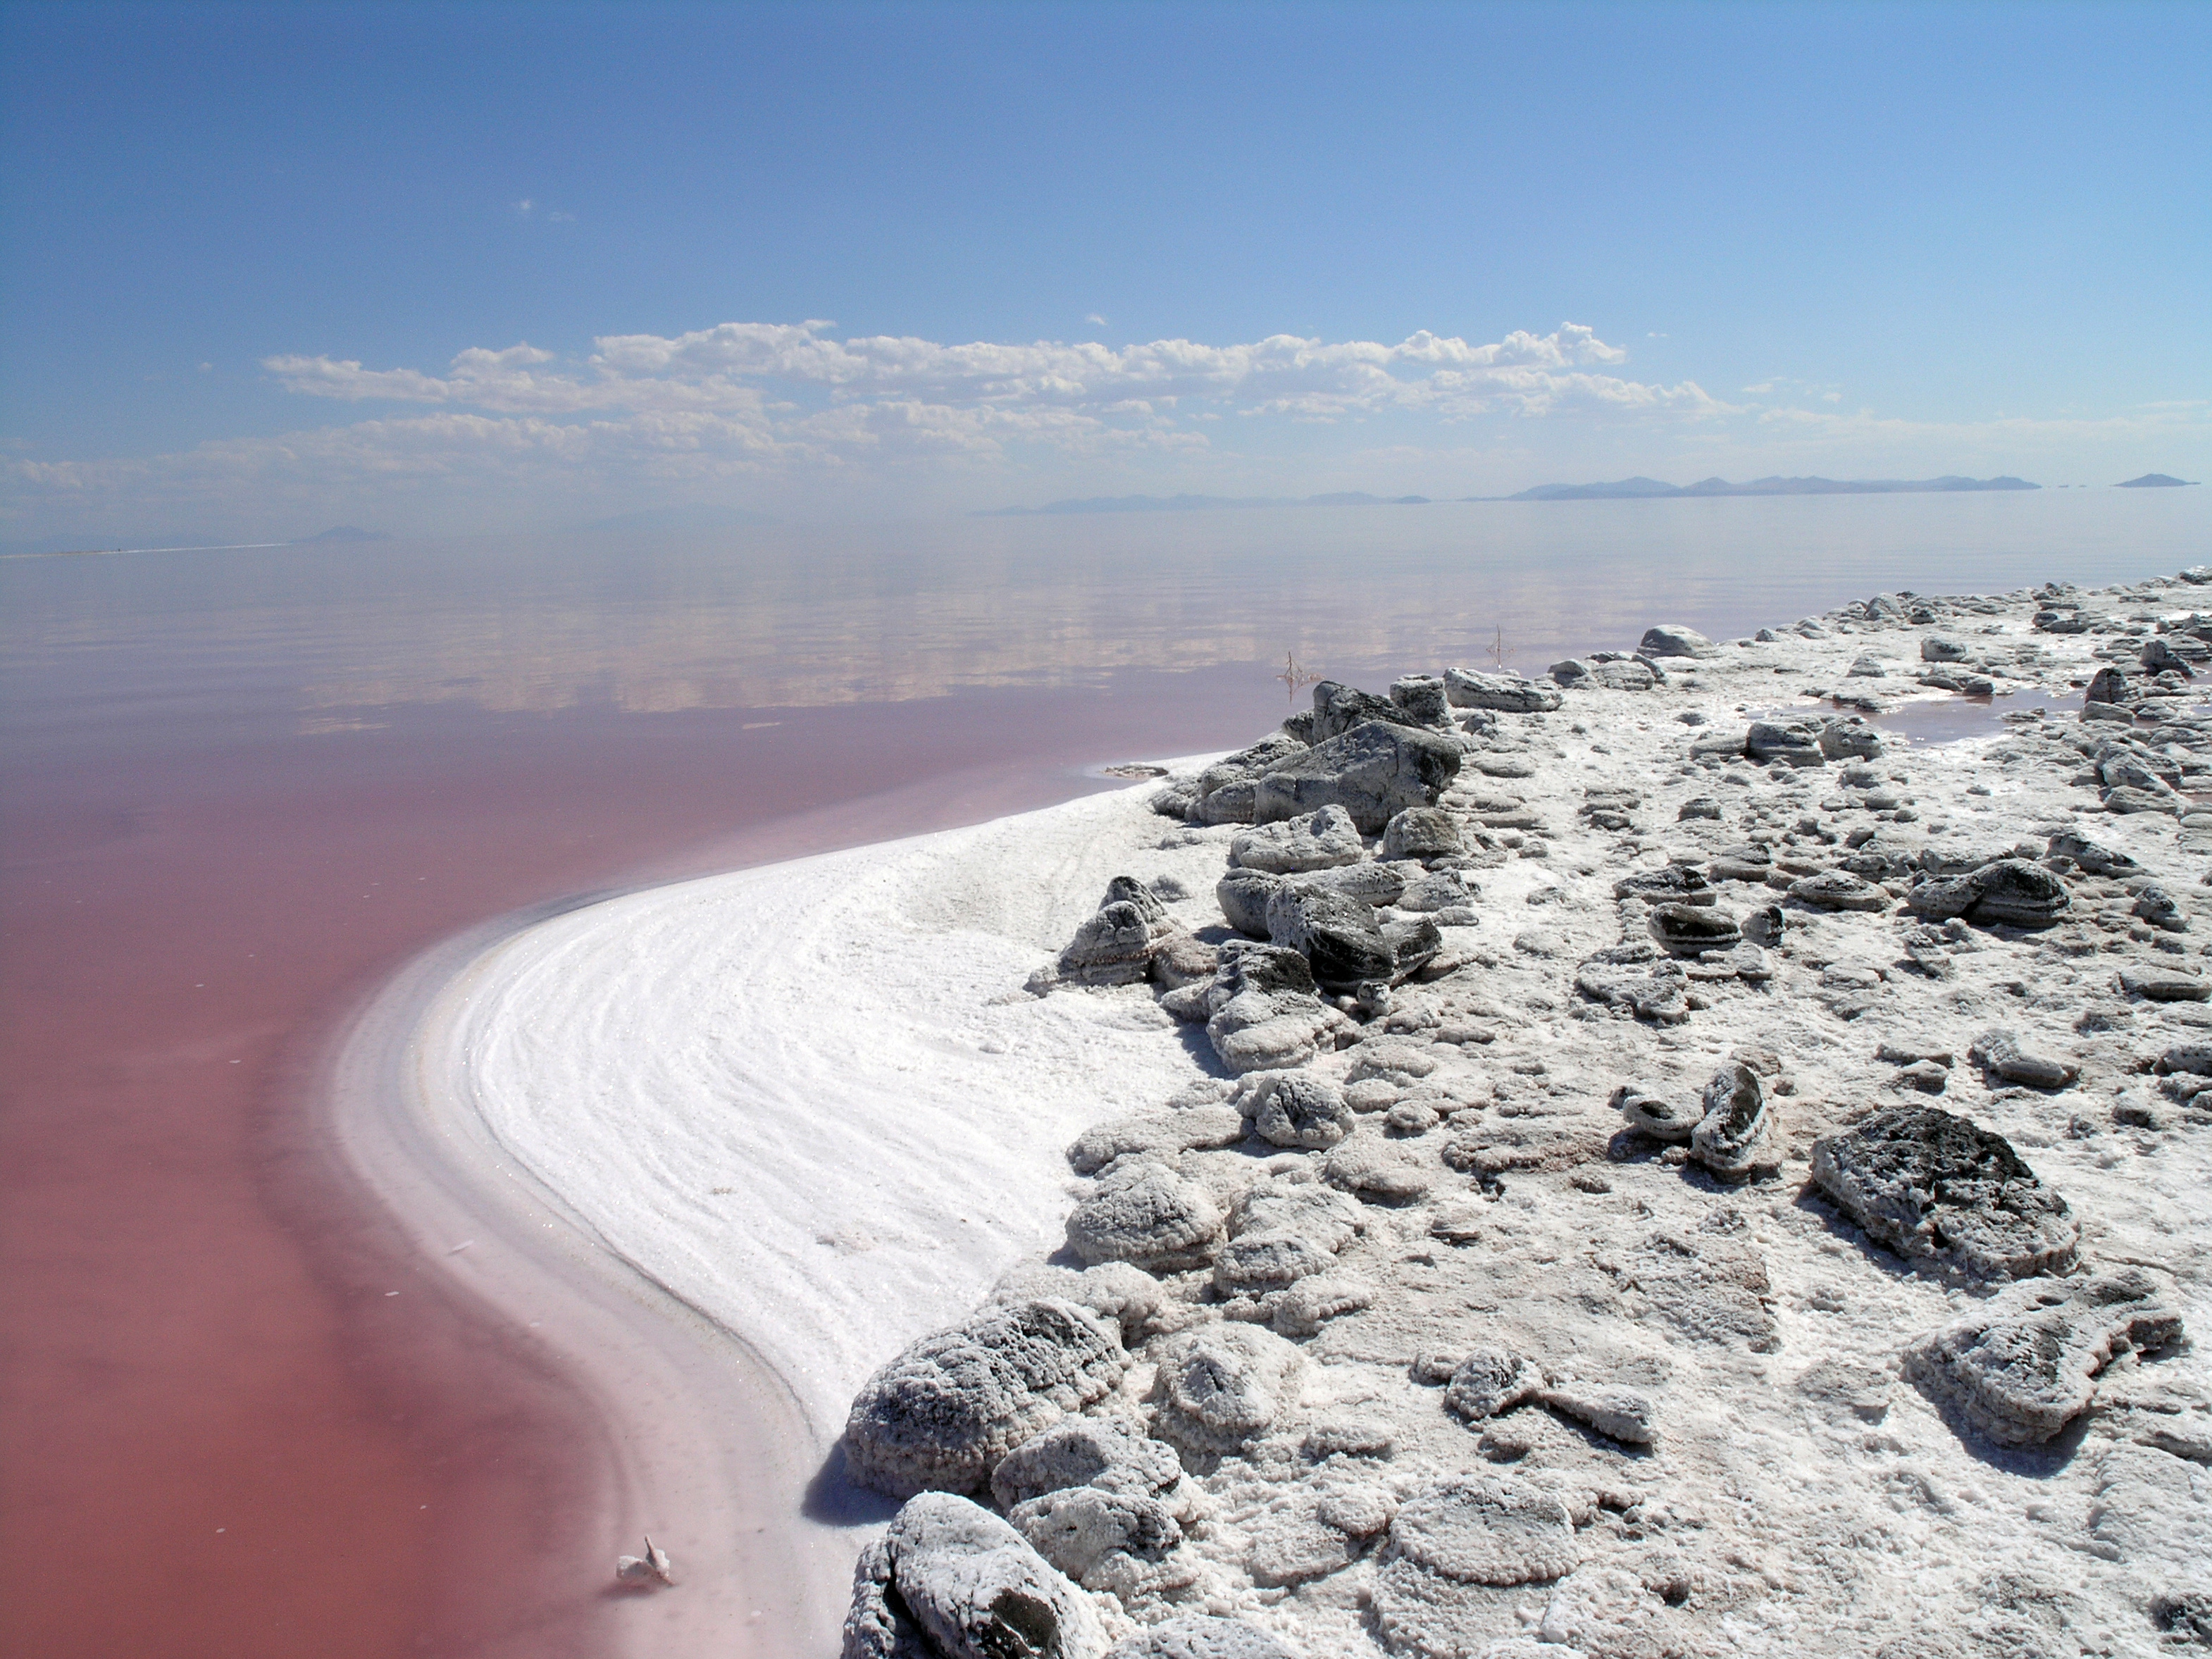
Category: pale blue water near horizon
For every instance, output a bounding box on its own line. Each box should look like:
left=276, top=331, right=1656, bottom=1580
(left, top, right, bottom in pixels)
left=3, top=485, right=2207, bottom=1658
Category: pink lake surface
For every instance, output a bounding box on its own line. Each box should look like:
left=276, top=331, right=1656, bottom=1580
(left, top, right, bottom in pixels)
left=3, top=494, right=2202, bottom=1655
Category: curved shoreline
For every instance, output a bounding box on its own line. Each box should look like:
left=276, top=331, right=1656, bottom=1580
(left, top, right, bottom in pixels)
left=325, top=898, right=852, bottom=1656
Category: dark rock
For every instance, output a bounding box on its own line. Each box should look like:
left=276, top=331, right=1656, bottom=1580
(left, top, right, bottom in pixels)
left=1229, top=804, right=1364, bottom=874
left=843, top=1301, right=1129, bottom=1498
left=1215, top=868, right=1283, bottom=938
left=1639, top=624, right=1714, bottom=658
left=1690, top=1062, right=1776, bottom=1177
left=1650, top=902, right=1741, bottom=955
left=1442, top=666, right=1562, bottom=712
left=1819, top=716, right=1885, bottom=761
left=1921, top=635, right=1969, bottom=662
left=1747, top=720, right=1826, bottom=768
left=1310, top=681, right=1423, bottom=742
left=1389, top=674, right=1453, bottom=726
left=1970, top=1029, right=2079, bottom=1089
left=1905, top=1269, right=2182, bottom=1446
left=1808, top=1105, right=2079, bottom=1279
left=1906, top=859, right=2070, bottom=928
left=2120, top=967, right=2210, bottom=1002
left=1267, top=883, right=1396, bottom=990
left=1613, top=865, right=1715, bottom=905
left=842, top=1491, right=1107, bottom=1659
left=1381, top=806, right=1462, bottom=862
left=1191, top=734, right=1310, bottom=826
left=1789, top=870, right=1891, bottom=912
left=1252, top=720, right=1463, bottom=834
left=2085, top=666, right=2132, bottom=707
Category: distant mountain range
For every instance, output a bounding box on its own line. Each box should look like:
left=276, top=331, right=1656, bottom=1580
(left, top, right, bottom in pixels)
left=1502, top=475, right=2039, bottom=501
left=2116, top=473, right=2199, bottom=488
left=976, top=491, right=1431, bottom=516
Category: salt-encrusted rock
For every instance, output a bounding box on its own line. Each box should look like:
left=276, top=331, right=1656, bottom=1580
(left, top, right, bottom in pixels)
left=1266, top=884, right=1394, bottom=990
left=1381, top=914, right=1444, bottom=981
left=841, top=1491, right=1107, bottom=1659
left=1382, top=807, right=1462, bottom=862
left=1253, top=720, right=1463, bottom=833
left=1213, top=1229, right=1338, bottom=1297
left=1614, top=1080, right=1697, bottom=1142
left=1820, top=716, right=1885, bottom=760
left=1148, top=929, right=1219, bottom=991
left=1067, top=1106, right=1250, bottom=1175
left=1904, top=1269, right=2184, bottom=1447
left=1216, top=868, right=1283, bottom=938
left=990, top=1415, right=1183, bottom=1510
left=1922, top=635, right=1970, bottom=662
left=1967, top=859, right=2070, bottom=928
left=2084, top=666, right=2131, bottom=706
left=1787, top=869, right=1889, bottom=912
left=1575, top=957, right=1691, bottom=1023
left=987, top=1263, right=1169, bottom=1345
left=1103, top=1615, right=1299, bottom=1659
left=1390, top=674, right=1453, bottom=726
left=1301, top=859, right=1411, bottom=908
left=1689, top=1062, right=1775, bottom=1178
left=1322, top=1135, right=1433, bottom=1203
left=843, top=1300, right=1129, bottom=1498
left=1232, top=1180, right=1365, bottom=1251
left=1272, top=1274, right=1376, bottom=1338
left=1746, top=719, right=1826, bottom=767
left=1906, top=859, right=2070, bottom=928
left=1808, top=1105, right=2079, bottom=1279
left=1639, top=623, right=1713, bottom=658
left=1230, top=804, right=1364, bottom=875
left=1649, top=902, right=1741, bottom=955
left=1540, top=1384, right=1659, bottom=1447
left=1310, top=681, right=1424, bottom=742
left=1066, top=1162, right=1226, bottom=1271
left=2135, top=883, right=2189, bottom=931
left=1150, top=1324, right=1305, bottom=1455
left=1009, top=1486, right=1183, bottom=1592
left=1613, top=865, right=1714, bottom=905
left=1708, top=842, right=1772, bottom=882
left=1970, top=1029, right=2080, bottom=1089
left=1245, top=1070, right=1355, bottom=1150
left=1057, top=897, right=1174, bottom=986
left=1443, top=666, right=1562, bottom=712
left=1383, top=1476, right=1584, bottom=1587
left=1398, top=867, right=1479, bottom=914
left=2120, top=966, right=2211, bottom=1002
left=1191, top=735, right=1310, bottom=825
left=1205, top=945, right=1340, bottom=1074
left=1443, top=1346, right=1546, bottom=1422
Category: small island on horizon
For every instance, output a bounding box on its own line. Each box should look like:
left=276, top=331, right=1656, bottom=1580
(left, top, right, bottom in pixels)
left=1500, top=473, right=2037, bottom=501
left=2116, top=473, right=2199, bottom=488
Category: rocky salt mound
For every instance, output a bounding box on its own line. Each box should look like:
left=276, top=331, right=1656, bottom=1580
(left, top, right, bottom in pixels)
left=837, top=578, right=2212, bottom=1659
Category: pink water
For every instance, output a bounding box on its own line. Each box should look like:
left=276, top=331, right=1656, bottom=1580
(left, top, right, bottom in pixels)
left=3, top=495, right=2201, bottom=1655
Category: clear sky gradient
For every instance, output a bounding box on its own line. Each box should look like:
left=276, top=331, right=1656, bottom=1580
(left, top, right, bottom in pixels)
left=3, top=0, right=2205, bottom=538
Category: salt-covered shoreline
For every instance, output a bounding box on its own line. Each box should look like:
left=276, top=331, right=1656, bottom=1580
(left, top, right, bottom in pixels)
left=446, top=574, right=2211, bottom=1658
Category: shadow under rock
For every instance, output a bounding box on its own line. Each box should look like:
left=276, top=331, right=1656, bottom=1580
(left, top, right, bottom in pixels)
left=802, top=1440, right=902, bottom=1528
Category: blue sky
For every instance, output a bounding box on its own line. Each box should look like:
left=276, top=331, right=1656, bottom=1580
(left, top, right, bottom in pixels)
left=2, top=0, right=2206, bottom=538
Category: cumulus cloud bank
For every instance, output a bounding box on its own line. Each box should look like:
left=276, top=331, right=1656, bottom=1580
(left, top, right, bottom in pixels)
left=6, top=321, right=1816, bottom=534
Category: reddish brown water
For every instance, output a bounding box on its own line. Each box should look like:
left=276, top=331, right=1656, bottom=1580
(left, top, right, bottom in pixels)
left=3, top=499, right=2198, bottom=1655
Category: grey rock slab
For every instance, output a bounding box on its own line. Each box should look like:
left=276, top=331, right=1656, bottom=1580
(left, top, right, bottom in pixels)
left=1229, top=804, right=1365, bottom=875
left=843, top=1300, right=1129, bottom=1498
left=1649, top=901, right=1741, bottom=955
left=1215, top=868, right=1284, bottom=938
left=1266, top=883, right=1395, bottom=991
left=1382, top=806, right=1464, bottom=862
left=1970, top=1029, right=2080, bottom=1089
left=1789, top=870, right=1891, bottom=912
left=1904, top=1269, right=2184, bottom=1446
left=1443, top=666, right=1563, bottom=712
left=1808, top=1104, right=2079, bottom=1279
left=1253, top=720, right=1464, bottom=835
left=2119, top=967, right=2211, bottom=1002
left=1310, top=680, right=1426, bottom=742
left=841, top=1491, right=1108, bottom=1659
left=1747, top=719, right=1827, bottom=767
left=1065, top=1162, right=1226, bottom=1271
left=1639, top=623, right=1714, bottom=658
